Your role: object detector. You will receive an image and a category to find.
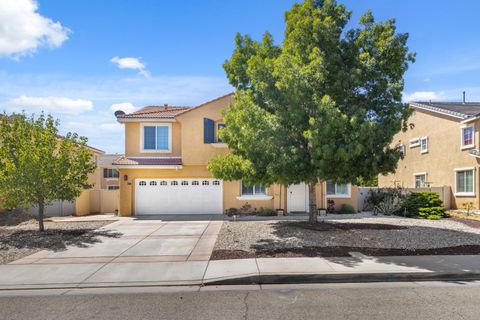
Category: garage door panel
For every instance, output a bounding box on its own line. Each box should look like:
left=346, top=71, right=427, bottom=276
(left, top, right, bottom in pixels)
left=135, top=179, right=222, bottom=215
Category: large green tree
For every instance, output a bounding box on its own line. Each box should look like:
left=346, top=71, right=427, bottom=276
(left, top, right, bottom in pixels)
left=0, top=113, right=97, bottom=231
left=208, top=0, right=414, bottom=223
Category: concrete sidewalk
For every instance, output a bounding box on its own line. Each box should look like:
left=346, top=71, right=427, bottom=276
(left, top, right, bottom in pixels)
left=2, top=254, right=480, bottom=290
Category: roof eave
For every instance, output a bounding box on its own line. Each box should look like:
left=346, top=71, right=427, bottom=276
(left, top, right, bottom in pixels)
left=410, top=102, right=467, bottom=120
left=116, top=117, right=177, bottom=123
left=113, top=165, right=183, bottom=169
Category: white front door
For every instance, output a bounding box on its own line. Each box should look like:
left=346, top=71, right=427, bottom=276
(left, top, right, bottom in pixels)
left=135, top=179, right=223, bottom=215
left=287, top=183, right=309, bottom=213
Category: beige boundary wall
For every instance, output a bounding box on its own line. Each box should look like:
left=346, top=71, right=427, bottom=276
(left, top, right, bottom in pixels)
left=357, top=186, right=452, bottom=211
left=407, top=186, right=452, bottom=210
left=75, top=189, right=119, bottom=216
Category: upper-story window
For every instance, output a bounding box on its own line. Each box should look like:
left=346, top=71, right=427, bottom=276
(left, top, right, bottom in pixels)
left=420, top=137, right=428, bottom=154
left=409, top=138, right=420, bottom=148
left=326, top=181, right=351, bottom=198
left=142, top=124, right=171, bottom=152
left=104, top=168, right=119, bottom=179
left=461, top=125, right=474, bottom=149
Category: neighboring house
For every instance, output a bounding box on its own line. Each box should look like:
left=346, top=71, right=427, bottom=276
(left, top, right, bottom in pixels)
left=114, top=93, right=358, bottom=216
left=27, top=145, right=106, bottom=216
left=378, top=101, right=480, bottom=209
left=99, top=154, right=122, bottom=190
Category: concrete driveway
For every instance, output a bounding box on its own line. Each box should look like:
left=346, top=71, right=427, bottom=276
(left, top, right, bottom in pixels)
left=22, top=217, right=222, bottom=263
left=0, top=217, right=223, bottom=288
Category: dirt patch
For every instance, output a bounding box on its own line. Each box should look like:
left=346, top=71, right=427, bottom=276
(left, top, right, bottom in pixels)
left=292, top=221, right=408, bottom=231
left=0, top=210, right=36, bottom=226
left=0, top=220, right=118, bottom=264
left=450, top=218, right=480, bottom=229
left=211, top=245, right=480, bottom=260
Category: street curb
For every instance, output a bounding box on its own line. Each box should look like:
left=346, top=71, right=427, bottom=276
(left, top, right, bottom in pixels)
left=204, top=272, right=480, bottom=286
left=2, top=272, right=480, bottom=291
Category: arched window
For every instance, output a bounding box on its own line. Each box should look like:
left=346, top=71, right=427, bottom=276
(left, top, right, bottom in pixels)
left=213, top=180, right=220, bottom=186
left=150, top=181, right=157, bottom=186
left=160, top=181, right=168, bottom=186
left=192, top=181, right=199, bottom=186
left=139, top=181, right=147, bottom=186
left=171, top=181, right=178, bottom=186
left=181, top=181, right=188, bottom=186
left=202, top=180, right=209, bottom=186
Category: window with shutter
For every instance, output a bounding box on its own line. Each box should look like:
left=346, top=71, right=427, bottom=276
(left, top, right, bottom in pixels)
left=204, top=118, right=215, bottom=143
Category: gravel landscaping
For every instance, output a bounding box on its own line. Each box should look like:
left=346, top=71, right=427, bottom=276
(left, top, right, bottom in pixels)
left=0, top=212, right=117, bottom=264
left=212, top=215, right=480, bottom=260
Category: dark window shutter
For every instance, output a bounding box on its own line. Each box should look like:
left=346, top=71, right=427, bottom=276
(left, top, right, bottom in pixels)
left=204, top=118, right=214, bottom=143
left=103, top=168, right=108, bottom=178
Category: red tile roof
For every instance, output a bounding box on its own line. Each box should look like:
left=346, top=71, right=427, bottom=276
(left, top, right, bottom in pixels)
left=113, top=156, right=182, bottom=166
left=116, top=92, right=234, bottom=120
left=116, top=106, right=191, bottom=119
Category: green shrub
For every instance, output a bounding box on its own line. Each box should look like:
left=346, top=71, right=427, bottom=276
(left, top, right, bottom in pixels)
left=257, top=207, right=277, bottom=216
left=418, top=206, right=448, bottom=219
left=338, top=204, right=356, bottom=214
left=399, top=192, right=447, bottom=218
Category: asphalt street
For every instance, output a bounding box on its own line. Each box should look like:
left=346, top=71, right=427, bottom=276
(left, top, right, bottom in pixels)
left=1, top=281, right=479, bottom=320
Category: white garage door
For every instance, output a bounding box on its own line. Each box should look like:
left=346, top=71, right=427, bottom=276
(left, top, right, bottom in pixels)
left=135, top=179, right=223, bottom=215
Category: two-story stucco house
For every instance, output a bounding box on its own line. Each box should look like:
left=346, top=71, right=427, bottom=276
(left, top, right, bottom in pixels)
left=114, top=93, right=358, bottom=216
left=378, top=101, right=480, bottom=209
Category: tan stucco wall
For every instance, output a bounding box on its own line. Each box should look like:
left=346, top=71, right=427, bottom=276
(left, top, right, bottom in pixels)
left=119, top=165, right=285, bottom=216
left=118, top=93, right=357, bottom=215
left=378, top=108, right=480, bottom=209
left=176, top=94, right=234, bottom=165
left=75, top=150, right=104, bottom=216
left=124, top=121, right=182, bottom=157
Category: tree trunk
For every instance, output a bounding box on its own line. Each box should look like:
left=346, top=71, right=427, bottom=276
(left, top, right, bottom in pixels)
left=38, top=200, right=45, bottom=232
left=308, top=182, right=318, bottom=224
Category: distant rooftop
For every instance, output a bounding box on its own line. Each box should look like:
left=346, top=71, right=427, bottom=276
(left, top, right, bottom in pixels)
left=411, top=101, right=480, bottom=120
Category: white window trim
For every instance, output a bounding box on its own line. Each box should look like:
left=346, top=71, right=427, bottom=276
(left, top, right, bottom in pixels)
left=237, top=182, right=272, bottom=201
left=236, top=195, right=273, bottom=201
left=420, top=136, right=428, bottom=154
left=460, top=124, right=475, bottom=150
left=398, top=143, right=406, bottom=155
left=454, top=167, right=476, bottom=197
left=413, top=172, right=427, bottom=188
left=140, top=123, right=172, bottom=153
left=409, top=138, right=420, bottom=148
left=326, top=182, right=352, bottom=198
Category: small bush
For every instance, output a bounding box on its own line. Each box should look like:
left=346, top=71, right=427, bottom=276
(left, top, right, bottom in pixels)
left=365, top=188, right=406, bottom=215
left=239, top=203, right=253, bottom=215
left=225, top=208, right=239, bottom=216
left=418, top=206, right=448, bottom=219
left=257, top=207, right=277, bottom=216
left=399, top=192, right=444, bottom=217
left=338, top=204, right=356, bottom=214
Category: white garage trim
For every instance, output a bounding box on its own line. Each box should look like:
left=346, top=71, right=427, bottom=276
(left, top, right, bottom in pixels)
left=135, top=178, right=223, bottom=215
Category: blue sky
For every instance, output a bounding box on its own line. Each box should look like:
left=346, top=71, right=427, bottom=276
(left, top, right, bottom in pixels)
left=1, top=0, right=480, bottom=153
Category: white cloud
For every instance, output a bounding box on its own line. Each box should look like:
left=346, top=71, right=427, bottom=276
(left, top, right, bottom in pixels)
left=99, top=123, right=123, bottom=133
left=110, top=56, right=150, bottom=77
left=109, top=102, right=137, bottom=114
left=0, top=0, right=70, bottom=59
left=4, top=95, right=93, bottom=115
left=403, top=91, right=444, bottom=102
